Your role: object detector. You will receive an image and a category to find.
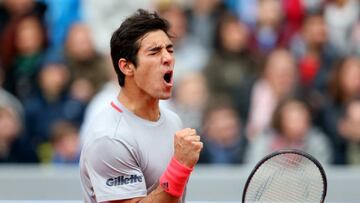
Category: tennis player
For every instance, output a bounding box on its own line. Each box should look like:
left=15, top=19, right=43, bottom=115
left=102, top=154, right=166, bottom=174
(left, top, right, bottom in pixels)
left=79, top=9, right=203, bottom=203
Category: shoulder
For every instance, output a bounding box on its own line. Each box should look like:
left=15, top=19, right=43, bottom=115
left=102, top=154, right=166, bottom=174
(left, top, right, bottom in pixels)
left=81, top=132, right=139, bottom=171
left=81, top=105, right=136, bottom=147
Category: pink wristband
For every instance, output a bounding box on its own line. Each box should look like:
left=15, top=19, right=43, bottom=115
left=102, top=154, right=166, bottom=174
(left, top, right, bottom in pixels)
left=159, top=157, right=194, bottom=197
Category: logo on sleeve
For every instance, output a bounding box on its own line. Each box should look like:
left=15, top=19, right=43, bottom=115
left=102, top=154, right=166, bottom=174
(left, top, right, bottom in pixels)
left=106, top=175, right=143, bottom=186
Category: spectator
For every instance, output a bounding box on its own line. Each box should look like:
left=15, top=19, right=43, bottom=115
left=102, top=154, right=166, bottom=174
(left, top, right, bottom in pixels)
left=50, top=120, right=80, bottom=164
left=289, top=10, right=338, bottom=124
left=203, top=12, right=259, bottom=122
left=1, top=15, right=47, bottom=100
left=247, top=49, right=298, bottom=139
left=23, top=53, right=85, bottom=162
left=321, top=56, right=360, bottom=164
left=199, top=99, right=247, bottom=164
left=290, top=9, right=336, bottom=90
left=246, top=97, right=332, bottom=165
left=185, top=0, right=224, bottom=51
left=0, top=0, right=46, bottom=34
left=249, top=0, right=285, bottom=58
left=65, top=22, right=109, bottom=103
left=324, top=0, right=359, bottom=56
left=338, top=98, right=360, bottom=165
left=0, top=97, right=38, bottom=163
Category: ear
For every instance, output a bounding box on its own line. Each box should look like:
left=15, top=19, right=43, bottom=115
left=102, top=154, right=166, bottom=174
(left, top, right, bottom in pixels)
left=118, top=58, right=135, bottom=76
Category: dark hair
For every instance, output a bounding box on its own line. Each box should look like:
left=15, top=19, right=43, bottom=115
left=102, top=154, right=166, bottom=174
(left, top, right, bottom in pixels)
left=110, top=9, right=171, bottom=87
left=202, top=96, right=240, bottom=127
left=214, top=11, right=240, bottom=51
left=328, top=56, right=360, bottom=104
left=50, top=120, right=78, bottom=144
left=303, top=7, right=324, bottom=22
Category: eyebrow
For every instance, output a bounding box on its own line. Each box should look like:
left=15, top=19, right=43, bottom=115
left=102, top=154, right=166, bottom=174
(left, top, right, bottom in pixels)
left=147, top=44, right=173, bottom=52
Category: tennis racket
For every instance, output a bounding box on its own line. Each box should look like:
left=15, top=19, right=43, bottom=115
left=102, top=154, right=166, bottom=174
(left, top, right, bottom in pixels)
left=242, top=149, right=327, bottom=203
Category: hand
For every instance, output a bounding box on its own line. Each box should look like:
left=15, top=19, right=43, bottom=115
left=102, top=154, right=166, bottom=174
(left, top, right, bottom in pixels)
left=173, top=128, right=203, bottom=168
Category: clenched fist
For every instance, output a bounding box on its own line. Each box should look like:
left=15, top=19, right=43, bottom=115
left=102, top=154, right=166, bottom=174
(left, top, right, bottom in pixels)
left=173, top=128, right=203, bottom=168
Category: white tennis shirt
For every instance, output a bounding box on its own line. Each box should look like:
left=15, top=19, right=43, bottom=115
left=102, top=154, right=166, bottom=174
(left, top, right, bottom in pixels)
left=79, top=99, right=183, bottom=202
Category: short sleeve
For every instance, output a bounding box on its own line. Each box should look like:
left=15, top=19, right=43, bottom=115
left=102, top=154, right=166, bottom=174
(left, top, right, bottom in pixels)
left=83, top=136, right=147, bottom=202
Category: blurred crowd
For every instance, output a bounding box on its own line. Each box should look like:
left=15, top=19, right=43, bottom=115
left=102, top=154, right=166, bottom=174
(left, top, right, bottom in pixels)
left=0, top=0, right=359, bottom=166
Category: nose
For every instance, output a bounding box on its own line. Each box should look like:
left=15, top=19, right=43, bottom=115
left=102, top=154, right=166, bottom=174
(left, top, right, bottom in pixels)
left=162, top=49, right=174, bottom=66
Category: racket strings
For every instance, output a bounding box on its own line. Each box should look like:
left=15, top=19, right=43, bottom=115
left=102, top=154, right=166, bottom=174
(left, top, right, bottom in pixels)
left=245, top=153, right=324, bottom=203
left=249, top=157, right=321, bottom=202
left=274, top=155, right=323, bottom=198
left=256, top=156, right=321, bottom=201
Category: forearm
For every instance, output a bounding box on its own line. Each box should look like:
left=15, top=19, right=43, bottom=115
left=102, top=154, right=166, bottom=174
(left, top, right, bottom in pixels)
left=106, top=186, right=180, bottom=203
left=138, top=186, right=179, bottom=203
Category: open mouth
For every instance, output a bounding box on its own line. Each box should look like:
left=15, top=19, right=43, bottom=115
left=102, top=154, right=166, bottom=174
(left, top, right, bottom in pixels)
left=163, top=71, right=173, bottom=84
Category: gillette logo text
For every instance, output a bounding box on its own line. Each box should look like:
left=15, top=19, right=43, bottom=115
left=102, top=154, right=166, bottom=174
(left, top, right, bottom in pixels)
left=106, top=175, right=143, bottom=186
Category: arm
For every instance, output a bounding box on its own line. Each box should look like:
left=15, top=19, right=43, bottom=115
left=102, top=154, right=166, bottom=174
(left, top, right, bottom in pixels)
left=103, top=128, right=203, bottom=203
left=103, top=186, right=176, bottom=203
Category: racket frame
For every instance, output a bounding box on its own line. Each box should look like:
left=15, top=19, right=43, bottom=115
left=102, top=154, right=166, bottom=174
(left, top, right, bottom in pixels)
left=242, top=149, right=328, bottom=203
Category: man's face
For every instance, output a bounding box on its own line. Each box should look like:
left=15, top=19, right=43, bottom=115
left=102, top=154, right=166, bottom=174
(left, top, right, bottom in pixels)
left=132, top=30, right=175, bottom=100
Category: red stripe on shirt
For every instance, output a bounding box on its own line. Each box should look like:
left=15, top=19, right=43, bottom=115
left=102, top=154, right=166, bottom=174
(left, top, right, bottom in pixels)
left=111, top=101, right=123, bottom=113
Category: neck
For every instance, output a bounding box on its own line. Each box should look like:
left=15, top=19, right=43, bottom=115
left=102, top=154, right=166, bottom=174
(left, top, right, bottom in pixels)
left=118, top=87, right=160, bottom=122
